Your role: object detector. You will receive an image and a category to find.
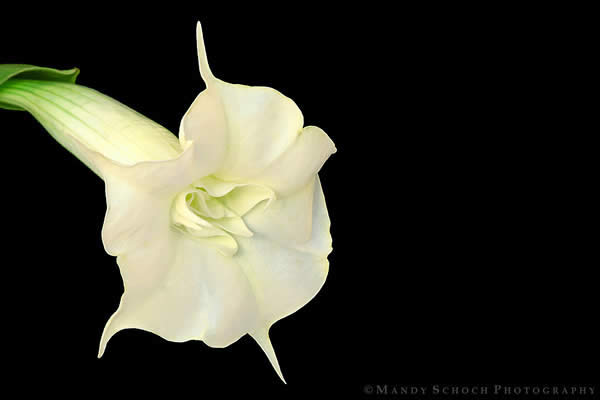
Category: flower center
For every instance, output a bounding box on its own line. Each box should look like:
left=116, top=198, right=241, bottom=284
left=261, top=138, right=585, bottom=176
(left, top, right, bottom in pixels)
left=170, top=176, right=275, bottom=256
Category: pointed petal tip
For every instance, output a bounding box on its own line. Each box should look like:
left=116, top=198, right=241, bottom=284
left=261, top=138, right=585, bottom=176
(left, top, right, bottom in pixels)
left=97, top=308, right=124, bottom=360
left=195, top=21, right=203, bottom=40
left=97, top=331, right=110, bottom=359
left=251, top=328, right=287, bottom=383
left=195, top=20, right=214, bottom=84
left=97, top=333, right=109, bottom=358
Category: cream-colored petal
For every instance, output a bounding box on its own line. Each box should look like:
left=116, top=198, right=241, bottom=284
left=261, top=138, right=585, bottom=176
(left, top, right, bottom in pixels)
left=250, top=328, right=286, bottom=384
left=211, top=79, right=305, bottom=181
left=220, top=184, right=275, bottom=216
left=244, top=177, right=315, bottom=246
left=99, top=234, right=259, bottom=356
left=176, top=23, right=226, bottom=175
left=96, top=144, right=215, bottom=256
left=99, top=175, right=331, bottom=384
left=172, top=190, right=213, bottom=228
left=237, top=177, right=331, bottom=327
left=245, top=126, right=336, bottom=196
left=190, top=190, right=229, bottom=219
left=189, top=22, right=309, bottom=187
left=187, top=23, right=337, bottom=198
left=182, top=81, right=305, bottom=187
left=193, top=176, right=275, bottom=216
left=291, top=177, right=334, bottom=257
left=206, top=216, right=253, bottom=238
left=178, top=89, right=228, bottom=175
left=193, top=175, right=238, bottom=197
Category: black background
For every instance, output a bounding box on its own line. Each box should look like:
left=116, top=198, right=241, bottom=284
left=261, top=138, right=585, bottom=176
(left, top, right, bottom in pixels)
left=1, top=4, right=596, bottom=399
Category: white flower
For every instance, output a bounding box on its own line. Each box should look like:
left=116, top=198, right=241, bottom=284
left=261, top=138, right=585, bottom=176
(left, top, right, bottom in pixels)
left=0, top=22, right=335, bottom=382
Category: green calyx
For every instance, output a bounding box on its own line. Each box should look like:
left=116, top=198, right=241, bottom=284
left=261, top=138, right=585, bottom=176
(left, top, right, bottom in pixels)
left=0, top=64, right=80, bottom=110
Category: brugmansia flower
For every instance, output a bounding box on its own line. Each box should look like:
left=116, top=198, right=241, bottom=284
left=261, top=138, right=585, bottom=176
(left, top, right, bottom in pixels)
left=0, top=22, right=335, bottom=382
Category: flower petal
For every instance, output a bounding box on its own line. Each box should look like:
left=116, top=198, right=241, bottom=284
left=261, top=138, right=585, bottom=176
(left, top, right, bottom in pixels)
left=244, top=177, right=315, bottom=245
left=178, top=88, right=228, bottom=177
left=93, top=145, right=211, bottom=256
left=235, top=176, right=331, bottom=380
left=245, top=126, right=336, bottom=196
left=211, top=79, right=305, bottom=181
left=98, top=175, right=331, bottom=384
left=206, top=216, right=253, bottom=238
left=220, top=184, right=275, bottom=216
left=250, top=328, right=286, bottom=384
left=193, top=176, right=275, bottom=216
left=99, top=234, right=260, bottom=356
left=291, top=177, right=333, bottom=257
left=183, top=24, right=336, bottom=197
left=181, top=80, right=306, bottom=186
left=188, top=22, right=315, bottom=190
left=238, top=177, right=331, bottom=328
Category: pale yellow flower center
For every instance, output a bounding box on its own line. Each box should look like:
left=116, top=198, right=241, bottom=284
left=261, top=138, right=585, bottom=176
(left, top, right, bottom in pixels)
left=169, top=176, right=274, bottom=255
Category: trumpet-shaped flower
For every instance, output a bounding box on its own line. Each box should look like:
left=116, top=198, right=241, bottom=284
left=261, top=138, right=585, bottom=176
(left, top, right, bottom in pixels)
left=0, top=23, right=336, bottom=382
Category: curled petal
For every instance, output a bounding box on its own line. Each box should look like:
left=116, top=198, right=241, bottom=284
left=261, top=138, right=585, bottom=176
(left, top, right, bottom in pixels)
left=244, top=177, right=315, bottom=245
left=220, top=184, right=275, bottom=216
left=193, top=176, right=275, bottom=216
left=245, top=126, right=336, bottom=196
left=206, top=217, right=253, bottom=238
